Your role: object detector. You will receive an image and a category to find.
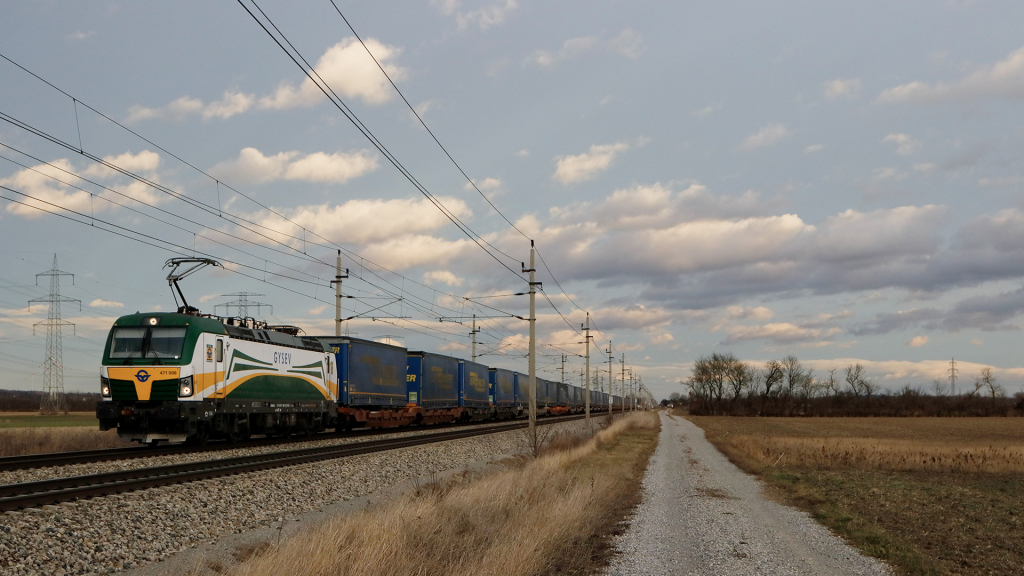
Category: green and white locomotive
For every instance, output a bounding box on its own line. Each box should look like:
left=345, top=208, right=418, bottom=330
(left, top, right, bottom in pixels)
left=96, top=259, right=338, bottom=445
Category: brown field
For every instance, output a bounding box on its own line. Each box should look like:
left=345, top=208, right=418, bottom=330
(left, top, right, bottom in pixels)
left=216, top=412, right=659, bottom=576
left=0, top=426, right=129, bottom=457
left=689, top=416, right=1024, bottom=576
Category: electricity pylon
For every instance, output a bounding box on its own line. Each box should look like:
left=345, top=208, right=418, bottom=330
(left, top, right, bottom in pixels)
left=215, top=292, right=272, bottom=319
left=30, top=255, right=80, bottom=415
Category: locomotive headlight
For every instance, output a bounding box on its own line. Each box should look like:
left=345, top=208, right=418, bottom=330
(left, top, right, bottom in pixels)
left=178, top=376, right=194, bottom=398
left=100, top=376, right=111, bottom=398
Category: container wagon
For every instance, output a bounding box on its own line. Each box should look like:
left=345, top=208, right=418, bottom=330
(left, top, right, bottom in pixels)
left=317, top=336, right=411, bottom=429
left=490, top=367, right=518, bottom=419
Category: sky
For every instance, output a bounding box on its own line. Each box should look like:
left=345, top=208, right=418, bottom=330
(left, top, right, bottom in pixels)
left=2, top=1, right=1024, bottom=400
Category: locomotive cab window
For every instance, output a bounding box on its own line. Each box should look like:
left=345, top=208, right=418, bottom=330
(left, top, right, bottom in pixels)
left=216, top=339, right=223, bottom=362
left=110, top=327, right=146, bottom=358
left=149, top=327, right=187, bottom=358
left=109, top=326, right=188, bottom=359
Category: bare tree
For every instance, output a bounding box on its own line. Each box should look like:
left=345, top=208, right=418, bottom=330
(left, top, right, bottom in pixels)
left=760, top=360, right=784, bottom=415
left=821, top=368, right=839, bottom=396
left=845, top=363, right=870, bottom=397
left=726, top=359, right=749, bottom=410
left=975, top=367, right=1005, bottom=411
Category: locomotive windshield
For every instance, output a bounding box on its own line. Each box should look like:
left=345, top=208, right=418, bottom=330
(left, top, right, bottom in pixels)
left=110, top=326, right=188, bottom=359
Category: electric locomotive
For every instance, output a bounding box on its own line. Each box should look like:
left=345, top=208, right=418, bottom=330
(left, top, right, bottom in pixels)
left=96, top=258, right=338, bottom=445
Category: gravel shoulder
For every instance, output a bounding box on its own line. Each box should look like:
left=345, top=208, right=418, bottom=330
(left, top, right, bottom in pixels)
left=603, top=412, right=894, bottom=576
left=1, top=420, right=589, bottom=576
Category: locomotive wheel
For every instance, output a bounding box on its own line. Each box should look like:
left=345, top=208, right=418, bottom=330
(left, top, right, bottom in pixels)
left=189, top=423, right=211, bottom=446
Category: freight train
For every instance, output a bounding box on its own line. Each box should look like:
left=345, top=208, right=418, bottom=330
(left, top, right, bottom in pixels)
left=96, top=310, right=619, bottom=445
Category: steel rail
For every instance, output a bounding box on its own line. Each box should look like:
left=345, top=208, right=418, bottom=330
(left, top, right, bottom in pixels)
left=0, top=414, right=587, bottom=511
left=0, top=413, right=589, bottom=472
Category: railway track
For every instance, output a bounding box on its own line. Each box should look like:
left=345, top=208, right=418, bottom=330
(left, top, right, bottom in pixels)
left=0, top=413, right=598, bottom=472
left=0, top=414, right=588, bottom=511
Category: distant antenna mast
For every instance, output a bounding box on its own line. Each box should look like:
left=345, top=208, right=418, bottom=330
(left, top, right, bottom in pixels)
left=216, top=292, right=272, bottom=319
left=948, top=357, right=958, bottom=396
left=30, top=255, right=80, bottom=415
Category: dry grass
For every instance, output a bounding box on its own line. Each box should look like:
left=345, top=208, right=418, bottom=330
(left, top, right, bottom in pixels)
left=0, top=426, right=130, bottom=457
left=730, top=435, right=1024, bottom=474
left=689, top=416, right=1024, bottom=576
left=228, top=411, right=659, bottom=576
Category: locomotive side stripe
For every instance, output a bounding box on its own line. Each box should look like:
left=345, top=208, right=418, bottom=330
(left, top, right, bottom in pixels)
left=210, top=372, right=334, bottom=400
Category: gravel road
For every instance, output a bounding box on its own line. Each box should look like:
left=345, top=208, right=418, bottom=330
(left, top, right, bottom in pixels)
left=603, top=412, right=894, bottom=576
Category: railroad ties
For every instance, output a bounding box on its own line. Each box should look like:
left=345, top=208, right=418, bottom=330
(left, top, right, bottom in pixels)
left=0, top=414, right=587, bottom=511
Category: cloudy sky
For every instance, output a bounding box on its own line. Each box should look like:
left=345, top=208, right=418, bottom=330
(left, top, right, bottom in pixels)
left=3, top=1, right=1024, bottom=399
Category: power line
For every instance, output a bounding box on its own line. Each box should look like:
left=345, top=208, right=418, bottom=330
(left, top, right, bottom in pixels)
left=326, top=0, right=531, bottom=242
left=0, top=52, right=533, bottom=344
left=237, top=0, right=525, bottom=280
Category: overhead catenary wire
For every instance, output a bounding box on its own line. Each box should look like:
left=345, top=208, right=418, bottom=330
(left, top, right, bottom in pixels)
left=0, top=54, right=525, bottom=334
left=0, top=33, right=619, bottom=368
left=236, top=0, right=525, bottom=281
left=326, top=0, right=531, bottom=243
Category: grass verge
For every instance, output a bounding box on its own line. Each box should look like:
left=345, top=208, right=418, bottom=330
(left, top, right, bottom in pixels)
left=0, top=426, right=129, bottom=456
left=0, top=412, right=100, bottom=429
left=689, top=416, right=1024, bottom=576
left=224, top=412, right=659, bottom=576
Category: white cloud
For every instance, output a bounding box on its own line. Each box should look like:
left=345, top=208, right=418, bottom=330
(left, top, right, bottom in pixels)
left=203, top=91, right=254, bottom=119
left=126, top=96, right=202, bottom=123
left=198, top=294, right=220, bottom=304
left=83, top=150, right=161, bottom=179
left=125, top=91, right=253, bottom=122
left=515, top=149, right=530, bottom=157
left=651, top=333, right=674, bottom=345
left=260, top=38, right=405, bottom=108
left=883, top=133, right=921, bottom=155
left=725, top=306, right=773, bottom=320
left=1, top=159, right=93, bottom=218
left=553, top=142, right=629, bottom=184
left=871, top=167, right=906, bottom=181
left=804, top=144, right=825, bottom=154
left=210, top=147, right=377, bottom=184
left=465, top=177, right=501, bottom=191
left=285, top=151, right=378, bottom=183
left=423, top=270, right=464, bottom=286
left=531, top=36, right=599, bottom=67
left=126, top=37, right=403, bottom=122
left=802, top=358, right=1006, bottom=387
left=361, top=235, right=470, bottom=270
left=247, top=196, right=472, bottom=245
left=720, top=322, right=840, bottom=345
left=693, top=104, right=721, bottom=117
left=740, top=124, right=790, bottom=149
left=823, top=78, right=862, bottom=99
left=609, top=28, right=644, bottom=58
left=970, top=338, right=984, bottom=346
left=432, top=0, right=518, bottom=30
left=908, top=335, right=929, bottom=347
left=877, top=45, right=1024, bottom=104
left=90, top=299, right=124, bottom=308
left=308, top=305, right=327, bottom=315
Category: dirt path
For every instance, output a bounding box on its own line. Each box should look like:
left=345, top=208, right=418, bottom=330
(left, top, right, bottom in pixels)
left=603, top=412, right=894, bottom=576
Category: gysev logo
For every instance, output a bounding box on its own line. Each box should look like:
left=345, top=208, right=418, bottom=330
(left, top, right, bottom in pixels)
left=206, top=344, right=214, bottom=362
left=134, top=370, right=151, bottom=383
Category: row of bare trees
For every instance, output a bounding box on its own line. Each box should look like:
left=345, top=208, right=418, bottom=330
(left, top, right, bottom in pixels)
left=679, top=353, right=1020, bottom=417
left=0, top=390, right=101, bottom=412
